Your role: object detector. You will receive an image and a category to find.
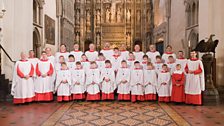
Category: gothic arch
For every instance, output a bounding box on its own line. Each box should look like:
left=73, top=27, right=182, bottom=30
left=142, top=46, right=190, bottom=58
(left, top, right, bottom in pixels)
left=188, top=29, right=199, bottom=50
left=33, top=28, right=41, bottom=58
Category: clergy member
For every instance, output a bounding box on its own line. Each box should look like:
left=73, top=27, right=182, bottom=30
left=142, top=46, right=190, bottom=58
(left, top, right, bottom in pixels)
left=146, top=44, right=161, bottom=63
left=162, top=45, right=176, bottom=63
left=133, top=44, right=145, bottom=62
left=70, top=43, right=83, bottom=61
left=55, top=44, right=69, bottom=63
left=100, top=42, right=114, bottom=60
left=85, top=43, right=98, bottom=61
left=35, top=51, right=54, bottom=101
left=185, top=50, right=205, bottom=105
left=11, top=52, right=35, bottom=104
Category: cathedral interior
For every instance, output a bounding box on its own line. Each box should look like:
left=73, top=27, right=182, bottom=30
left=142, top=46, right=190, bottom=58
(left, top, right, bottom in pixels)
left=0, top=0, right=224, bottom=126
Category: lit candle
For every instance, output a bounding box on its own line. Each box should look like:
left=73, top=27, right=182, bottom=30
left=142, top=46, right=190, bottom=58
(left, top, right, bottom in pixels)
left=188, top=40, right=191, bottom=47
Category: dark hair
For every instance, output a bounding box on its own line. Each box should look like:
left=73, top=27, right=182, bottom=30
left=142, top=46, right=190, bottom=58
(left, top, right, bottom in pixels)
left=156, top=55, right=161, bottom=59
left=90, top=61, right=97, bottom=65
left=121, top=60, right=127, bottom=63
left=166, top=45, right=172, bottom=49
left=98, top=53, right=104, bottom=56
left=176, top=64, right=181, bottom=67
left=60, top=44, right=67, bottom=47
left=61, top=62, right=67, bottom=66
left=41, top=51, right=47, bottom=54
left=168, top=55, right=174, bottom=59
left=114, top=47, right=119, bottom=50
left=68, top=55, right=75, bottom=58
left=178, top=50, right=184, bottom=53
left=162, top=64, right=168, bottom=67
left=81, top=54, right=86, bottom=57
left=129, top=52, right=133, bottom=54
left=143, top=55, right=148, bottom=59
left=76, top=61, right=81, bottom=65
left=105, top=60, right=111, bottom=64
left=134, top=61, right=140, bottom=64
left=147, top=62, right=153, bottom=66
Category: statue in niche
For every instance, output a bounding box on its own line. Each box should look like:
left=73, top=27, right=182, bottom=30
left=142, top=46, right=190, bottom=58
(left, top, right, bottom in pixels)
left=87, top=10, right=91, bottom=25
left=96, top=33, right=100, bottom=44
left=137, top=10, right=141, bottom=22
left=76, top=9, right=80, bottom=24
left=127, top=9, right=131, bottom=22
left=127, top=33, right=131, bottom=43
left=116, top=7, right=122, bottom=23
left=96, top=9, right=101, bottom=24
left=76, top=32, right=80, bottom=42
left=106, top=8, right=111, bottom=23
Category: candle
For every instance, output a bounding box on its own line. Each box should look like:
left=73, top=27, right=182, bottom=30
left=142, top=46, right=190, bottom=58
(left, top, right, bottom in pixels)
left=188, top=40, right=191, bottom=47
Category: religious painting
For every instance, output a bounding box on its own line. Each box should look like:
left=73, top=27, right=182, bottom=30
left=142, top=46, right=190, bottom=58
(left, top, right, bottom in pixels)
left=45, top=15, right=55, bottom=45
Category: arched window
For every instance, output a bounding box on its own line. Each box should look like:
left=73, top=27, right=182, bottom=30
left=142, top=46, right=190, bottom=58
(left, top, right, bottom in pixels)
left=33, top=0, right=38, bottom=23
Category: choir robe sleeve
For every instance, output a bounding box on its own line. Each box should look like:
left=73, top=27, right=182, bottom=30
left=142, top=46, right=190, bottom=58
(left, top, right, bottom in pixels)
left=11, top=62, right=19, bottom=95
left=55, top=72, right=62, bottom=91
left=164, top=73, right=171, bottom=85
left=198, top=61, right=205, bottom=91
left=47, top=63, right=54, bottom=76
left=85, top=70, right=93, bottom=86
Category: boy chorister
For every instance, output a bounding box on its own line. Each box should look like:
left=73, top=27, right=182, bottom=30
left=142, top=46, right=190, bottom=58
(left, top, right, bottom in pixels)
left=144, top=62, right=157, bottom=101
left=96, top=53, right=106, bottom=72
left=154, top=55, right=163, bottom=72
left=176, top=51, right=188, bottom=72
left=116, top=60, right=131, bottom=101
left=141, top=55, right=150, bottom=70
left=110, top=47, right=122, bottom=72
left=35, top=51, right=54, bottom=101
left=71, top=62, right=86, bottom=100
left=85, top=61, right=101, bottom=101
left=55, top=44, right=69, bottom=62
left=81, top=54, right=90, bottom=71
left=167, top=56, right=176, bottom=74
left=120, top=44, right=129, bottom=60
left=55, top=56, right=65, bottom=72
left=162, top=45, right=176, bottom=63
left=100, top=60, right=116, bottom=100
left=157, top=64, right=171, bottom=102
left=127, top=52, right=136, bottom=70
left=171, top=64, right=185, bottom=103
left=67, top=55, right=76, bottom=70
left=130, top=61, right=144, bottom=102
left=146, top=44, right=161, bottom=64
left=55, top=62, right=72, bottom=102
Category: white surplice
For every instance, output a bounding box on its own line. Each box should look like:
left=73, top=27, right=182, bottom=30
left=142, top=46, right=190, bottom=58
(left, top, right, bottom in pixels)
left=143, top=69, right=157, bottom=95
left=100, top=67, right=116, bottom=94
left=130, top=69, right=144, bottom=95
left=55, top=69, right=72, bottom=96
left=116, top=67, right=131, bottom=94
left=71, top=68, right=86, bottom=94
left=85, top=68, right=101, bottom=95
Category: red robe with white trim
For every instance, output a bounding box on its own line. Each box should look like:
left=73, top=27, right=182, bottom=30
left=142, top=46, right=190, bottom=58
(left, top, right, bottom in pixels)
left=35, top=59, right=54, bottom=101
left=171, top=70, right=185, bottom=102
left=185, top=59, right=205, bottom=105
left=11, top=60, right=35, bottom=104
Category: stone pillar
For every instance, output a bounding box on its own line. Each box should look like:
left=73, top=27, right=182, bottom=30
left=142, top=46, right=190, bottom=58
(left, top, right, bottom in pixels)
left=202, top=53, right=219, bottom=104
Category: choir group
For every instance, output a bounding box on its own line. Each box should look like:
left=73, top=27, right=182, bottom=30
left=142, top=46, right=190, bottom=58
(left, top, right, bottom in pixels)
left=11, top=42, right=205, bottom=105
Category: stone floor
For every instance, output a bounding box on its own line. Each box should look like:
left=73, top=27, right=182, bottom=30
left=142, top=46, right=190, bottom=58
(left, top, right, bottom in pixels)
left=0, top=101, right=223, bottom=126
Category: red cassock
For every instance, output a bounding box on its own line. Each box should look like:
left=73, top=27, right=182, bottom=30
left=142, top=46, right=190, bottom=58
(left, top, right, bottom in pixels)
left=171, top=71, right=185, bottom=102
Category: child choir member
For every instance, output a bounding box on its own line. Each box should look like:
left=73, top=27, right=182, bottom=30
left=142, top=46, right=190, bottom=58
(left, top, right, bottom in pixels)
left=133, top=44, right=145, bottom=62
left=144, top=62, right=157, bottom=101
left=127, top=52, right=136, bottom=70
left=176, top=51, right=188, bottom=72
left=11, top=52, right=35, bottom=104
left=154, top=55, right=163, bottom=72
left=167, top=56, right=176, bottom=74
left=130, top=61, right=144, bottom=102
left=85, top=61, right=101, bottom=101
left=141, top=55, right=150, bottom=70
left=146, top=44, right=161, bottom=63
left=70, top=43, right=83, bottom=61
left=100, top=42, right=114, bottom=60
left=71, top=62, right=86, bottom=100
left=55, top=44, right=69, bottom=62
left=85, top=43, right=98, bottom=61
left=28, top=50, right=38, bottom=77
left=119, top=44, right=129, bottom=60
left=110, top=47, right=122, bottom=72
left=171, top=64, right=185, bottom=103
left=55, top=62, right=71, bottom=102
left=100, top=60, right=116, bottom=100
left=185, top=51, right=205, bottom=105
left=162, top=45, right=176, bottom=63
left=55, top=56, right=65, bottom=72
left=116, top=60, right=131, bottom=101
left=67, top=55, right=76, bottom=70
left=35, top=51, right=54, bottom=101
left=80, top=54, right=90, bottom=71
left=157, top=64, right=171, bottom=102
left=96, top=53, right=106, bottom=72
